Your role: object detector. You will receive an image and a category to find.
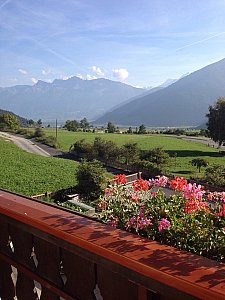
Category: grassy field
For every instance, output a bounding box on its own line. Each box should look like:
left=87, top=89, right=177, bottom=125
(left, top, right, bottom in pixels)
left=43, top=128, right=225, bottom=177
left=0, top=138, right=79, bottom=196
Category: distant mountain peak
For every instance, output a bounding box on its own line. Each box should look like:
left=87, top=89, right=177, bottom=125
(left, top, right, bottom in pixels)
left=94, top=57, right=225, bottom=127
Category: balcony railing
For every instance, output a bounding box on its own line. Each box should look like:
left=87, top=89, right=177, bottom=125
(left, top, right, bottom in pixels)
left=0, top=189, right=225, bottom=300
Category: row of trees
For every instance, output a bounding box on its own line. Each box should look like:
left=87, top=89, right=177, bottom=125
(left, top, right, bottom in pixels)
left=64, top=118, right=90, bottom=131
left=70, top=137, right=170, bottom=176
left=64, top=118, right=148, bottom=135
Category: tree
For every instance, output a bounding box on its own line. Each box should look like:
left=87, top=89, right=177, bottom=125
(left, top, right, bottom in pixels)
left=93, top=137, right=121, bottom=161
left=107, top=122, right=116, bottom=133
left=28, top=119, right=35, bottom=127
left=141, top=147, right=169, bottom=165
left=76, top=159, right=108, bottom=199
left=69, top=139, right=93, bottom=158
left=80, top=117, right=89, bottom=131
left=64, top=120, right=79, bottom=131
left=207, top=97, right=225, bottom=146
left=127, top=127, right=133, bottom=134
left=191, top=158, right=208, bottom=173
left=0, top=113, right=19, bottom=131
left=37, top=119, right=42, bottom=128
left=122, top=142, right=139, bottom=165
left=138, top=124, right=146, bottom=134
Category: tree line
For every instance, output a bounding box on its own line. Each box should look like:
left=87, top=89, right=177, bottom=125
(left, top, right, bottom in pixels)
left=69, top=137, right=170, bottom=177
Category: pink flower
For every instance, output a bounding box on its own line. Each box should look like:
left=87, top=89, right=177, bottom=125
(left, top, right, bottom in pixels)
left=149, top=175, right=168, bottom=187
left=104, top=188, right=112, bottom=196
left=126, top=208, right=152, bottom=231
left=182, top=183, right=204, bottom=201
left=158, top=218, right=171, bottom=232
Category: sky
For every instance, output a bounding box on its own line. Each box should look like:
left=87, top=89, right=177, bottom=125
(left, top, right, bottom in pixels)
left=1, top=0, right=225, bottom=88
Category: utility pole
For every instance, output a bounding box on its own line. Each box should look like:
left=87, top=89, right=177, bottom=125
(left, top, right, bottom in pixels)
left=55, top=119, right=58, bottom=142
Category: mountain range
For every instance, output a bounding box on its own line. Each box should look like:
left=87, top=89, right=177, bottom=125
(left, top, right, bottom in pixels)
left=0, top=77, right=145, bottom=122
left=95, top=59, right=225, bottom=127
left=1, top=58, right=225, bottom=127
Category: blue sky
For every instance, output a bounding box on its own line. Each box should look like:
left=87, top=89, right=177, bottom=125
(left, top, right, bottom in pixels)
left=1, top=0, right=225, bottom=88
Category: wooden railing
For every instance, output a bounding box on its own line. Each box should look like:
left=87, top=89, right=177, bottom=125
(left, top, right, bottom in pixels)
left=0, top=189, right=225, bottom=300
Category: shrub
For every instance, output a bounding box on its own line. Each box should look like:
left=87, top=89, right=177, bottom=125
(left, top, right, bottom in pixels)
left=132, top=160, right=162, bottom=177
left=204, top=165, right=225, bottom=186
left=42, top=136, right=59, bottom=148
left=34, top=127, right=45, bottom=138
left=76, top=159, right=108, bottom=200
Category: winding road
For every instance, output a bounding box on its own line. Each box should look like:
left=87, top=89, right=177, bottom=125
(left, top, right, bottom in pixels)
left=0, top=132, right=51, bottom=157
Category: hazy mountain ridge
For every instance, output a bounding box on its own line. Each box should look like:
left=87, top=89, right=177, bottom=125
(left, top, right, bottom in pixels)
left=0, top=77, right=145, bottom=122
left=95, top=59, right=225, bottom=127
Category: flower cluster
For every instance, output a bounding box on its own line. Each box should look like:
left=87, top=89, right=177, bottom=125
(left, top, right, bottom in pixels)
left=98, top=175, right=225, bottom=262
left=149, top=175, right=168, bottom=187
left=113, top=174, right=126, bottom=184
left=132, top=179, right=149, bottom=191
left=169, top=176, right=187, bottom=191
left=126, top=208, right=152, bottom=231
left=207, top=191, right=225, bottom=202
left=184, top=199, right=209, bottom=214
left=182, top=183, right=204, bottom=201
left=158, top=218, right=171, bottom=232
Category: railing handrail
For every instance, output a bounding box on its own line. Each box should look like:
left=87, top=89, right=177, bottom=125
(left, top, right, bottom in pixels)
left=0, top=189, right=225, bottom=300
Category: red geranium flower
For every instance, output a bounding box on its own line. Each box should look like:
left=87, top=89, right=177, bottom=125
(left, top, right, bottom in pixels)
left=113, top=174, right=126, bottom=184
left=132, top=179, right=149, bottom=191
left=169, top=176, right=188, bottom=191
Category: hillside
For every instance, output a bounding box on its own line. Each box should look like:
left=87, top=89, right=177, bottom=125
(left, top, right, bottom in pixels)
left=0, top=109, right=29, bottom=127
left=95, top=58, right=225, bottom=127
left=0, top=77, right=145, bottom=122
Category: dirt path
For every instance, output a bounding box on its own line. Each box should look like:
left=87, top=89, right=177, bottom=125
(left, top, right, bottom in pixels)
left=0, top=132, right=51, bottom=157
left=179, top=136, right=225, bottom=149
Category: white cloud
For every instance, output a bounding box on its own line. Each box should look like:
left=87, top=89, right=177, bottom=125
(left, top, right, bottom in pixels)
left=86, top=74, right=97, bottom=80
left=18, top=68, right=28, bottom=75
left=91, top=66, right=105, bottom=77
left=76, top=73, right=97, bottom=80
left=76, top=73, right=84, bottom=79
left=31, top=77, right=38, bottom=84
left=112, top=68, right=129, bottom=81
left=60, top=75, right=70, bottom=80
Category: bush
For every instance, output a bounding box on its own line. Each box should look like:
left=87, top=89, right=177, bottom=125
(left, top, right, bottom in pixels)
left=42, top=136, right=59, bottom=148
left=132, top=160, right=162, bottom=177
left=34, top=127, right=45, bottom=138
left=204, top=165, right=225, bottom=186
left=76, top=159, right=108, bottom=200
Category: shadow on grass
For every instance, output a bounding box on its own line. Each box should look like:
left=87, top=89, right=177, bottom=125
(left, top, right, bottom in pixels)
left=172, top=170, right=192, bottom=175
left=167, top=150, right=221, bottom=158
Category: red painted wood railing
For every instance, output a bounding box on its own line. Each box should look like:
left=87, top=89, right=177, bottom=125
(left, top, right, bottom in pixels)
left=0, top=189, right=225, bottom=300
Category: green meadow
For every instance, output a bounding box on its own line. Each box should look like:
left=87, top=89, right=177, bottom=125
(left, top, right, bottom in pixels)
left=44, top=128, right=225, bottom=177
left=0, top=138, right=79, bottom=196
